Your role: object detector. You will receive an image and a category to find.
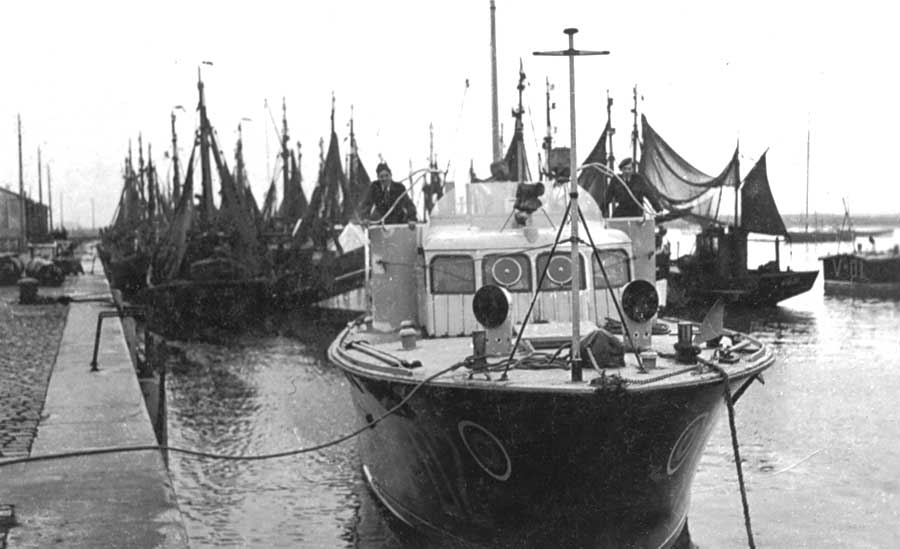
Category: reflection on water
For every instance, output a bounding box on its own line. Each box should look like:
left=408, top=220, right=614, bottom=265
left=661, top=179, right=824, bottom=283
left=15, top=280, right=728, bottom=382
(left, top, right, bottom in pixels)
left=165, top=235, right=900, bottom=548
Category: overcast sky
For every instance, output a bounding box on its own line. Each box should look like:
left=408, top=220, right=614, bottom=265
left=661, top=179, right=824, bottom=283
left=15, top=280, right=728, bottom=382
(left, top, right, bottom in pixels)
left=2, top=0, right=898, bottom=228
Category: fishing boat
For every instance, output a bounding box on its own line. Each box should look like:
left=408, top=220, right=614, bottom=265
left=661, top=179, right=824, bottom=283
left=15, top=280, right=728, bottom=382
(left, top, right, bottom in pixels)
left=97, top=144, right=152, bottom=299
left=820, top=247, right=900, bottom=297
left=328, top=28, right=774, bottom=547
left=142, top=71, right=272, bottom=340
left=638, top=117, right=818, bottom=307
left=819, top=207, right=900, bottom=297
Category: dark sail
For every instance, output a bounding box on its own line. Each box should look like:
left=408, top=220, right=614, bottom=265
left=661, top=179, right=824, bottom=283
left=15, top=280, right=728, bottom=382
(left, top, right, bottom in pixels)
left=639, top=115, right=740, bottom=216
left=342, top=128, right=370, bottom=222
left=740, top=152, right=787, bottom=237
left=294, top=130, right=346, bottom=251
left=261, top=179, right=278, bottom=222
left=578, top=121, right=609, bottom=209
left=280, top=151, right=308, bottom=223
left=503, top=127, right=531, bottom=182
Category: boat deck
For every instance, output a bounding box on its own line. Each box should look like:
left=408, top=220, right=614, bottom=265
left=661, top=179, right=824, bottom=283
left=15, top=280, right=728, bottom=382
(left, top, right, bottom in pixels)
left=334, top=318, right=774, bottom=393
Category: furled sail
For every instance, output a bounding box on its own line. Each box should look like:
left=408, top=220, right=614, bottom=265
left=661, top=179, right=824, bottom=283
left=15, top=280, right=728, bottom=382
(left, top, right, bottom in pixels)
left=151, top=145, right=197, bottom=283
left=740, top=152, right=787, bottom=237
left=639, top=115, right=740, bottom=217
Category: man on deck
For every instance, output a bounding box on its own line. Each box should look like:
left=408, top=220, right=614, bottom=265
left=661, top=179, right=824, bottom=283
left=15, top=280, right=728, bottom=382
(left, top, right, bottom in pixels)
left=359, top=162, right=418, bottom=225
left=605, top=157, right=662, bottom=217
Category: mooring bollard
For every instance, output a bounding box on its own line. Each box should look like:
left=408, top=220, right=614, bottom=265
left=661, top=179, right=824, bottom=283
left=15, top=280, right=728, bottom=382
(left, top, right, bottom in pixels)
left=17, top=277, right=39, bottom=304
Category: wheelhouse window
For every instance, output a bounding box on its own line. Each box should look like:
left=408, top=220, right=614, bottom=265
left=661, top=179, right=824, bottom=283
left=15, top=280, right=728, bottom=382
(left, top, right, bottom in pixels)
left=536, top=252, right=586, bottom=291
left=592, top=249, right=630, bottom=289
left=430, top=255, right=476, bottom=294
left=482, top=253, right=532, bottom=292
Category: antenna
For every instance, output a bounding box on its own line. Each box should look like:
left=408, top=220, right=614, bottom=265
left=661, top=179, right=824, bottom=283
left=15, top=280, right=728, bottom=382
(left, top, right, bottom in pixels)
left=534, top=28, right=609, bottom=383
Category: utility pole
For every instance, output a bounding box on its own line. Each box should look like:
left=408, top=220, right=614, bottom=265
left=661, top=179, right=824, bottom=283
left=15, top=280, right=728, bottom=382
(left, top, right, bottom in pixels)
left=48, top=164, right=53, bottom=232
left=17, top=114, right=27, bottom=252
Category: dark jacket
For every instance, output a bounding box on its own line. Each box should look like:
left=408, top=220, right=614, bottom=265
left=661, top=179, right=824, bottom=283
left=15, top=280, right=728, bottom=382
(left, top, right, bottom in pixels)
left=605, top=173, right=662, bottom=217
left=359, top=181, right=418, bottom=224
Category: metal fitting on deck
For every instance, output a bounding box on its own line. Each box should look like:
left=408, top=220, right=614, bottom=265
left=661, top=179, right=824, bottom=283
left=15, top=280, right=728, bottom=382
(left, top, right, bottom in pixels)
left=674, top=322, right=700, bottom=364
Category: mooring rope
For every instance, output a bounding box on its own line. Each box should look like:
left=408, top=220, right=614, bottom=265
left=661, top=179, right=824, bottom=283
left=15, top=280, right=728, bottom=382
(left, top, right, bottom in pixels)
left=702, top=358, right=757, bottom=549
left=0, top=361, right=464, bottom=469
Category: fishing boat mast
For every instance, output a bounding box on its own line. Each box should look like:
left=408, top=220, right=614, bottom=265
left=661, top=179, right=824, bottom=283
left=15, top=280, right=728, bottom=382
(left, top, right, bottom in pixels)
left=607, top=90, right=616, bottom=172
left=630, top=85, right=639, bottom=163
left=514, top=60, right=526, bottom=183
left=490, top=0, right=501, bottom=162
left=542, top=77, right=553, bottom=181
left=805, top=126, right=810, bottom=233
left=171, top=107, right=183, bottom=203
left=281, top=98, right=291, bottom=208
left=197, top=66, right=214, bottom=224
left=534, top=28, right=608, bottom=382
left=147, top=144, right=157, bottom=245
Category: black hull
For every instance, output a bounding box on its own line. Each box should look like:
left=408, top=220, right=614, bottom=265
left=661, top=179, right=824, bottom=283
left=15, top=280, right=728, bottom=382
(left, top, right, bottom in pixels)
left=336, top=367, right=742, bottom=548
left=140, top=278, right=271, bottom=341
left=98, top=248, right=149, bottom=300
left=821, top=253, right=900, bottom=298
left=272, top=247, right=366, bottom=307
left=667, top=268, right=818, bottom=307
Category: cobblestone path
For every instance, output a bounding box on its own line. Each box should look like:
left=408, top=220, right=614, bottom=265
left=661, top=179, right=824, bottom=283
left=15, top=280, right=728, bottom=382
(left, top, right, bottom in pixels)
left=0, top=287, right=67, bottom=459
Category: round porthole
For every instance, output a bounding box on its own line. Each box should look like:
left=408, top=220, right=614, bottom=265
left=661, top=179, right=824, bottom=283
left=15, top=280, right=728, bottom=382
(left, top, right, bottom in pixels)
left=546, top=255, right=573, bottom=285
left=491, top=257, right=523, bottom=287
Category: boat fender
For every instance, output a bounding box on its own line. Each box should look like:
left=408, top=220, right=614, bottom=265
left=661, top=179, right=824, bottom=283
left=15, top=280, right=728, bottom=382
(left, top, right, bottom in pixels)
left=579, top=328, right=625, bottom=369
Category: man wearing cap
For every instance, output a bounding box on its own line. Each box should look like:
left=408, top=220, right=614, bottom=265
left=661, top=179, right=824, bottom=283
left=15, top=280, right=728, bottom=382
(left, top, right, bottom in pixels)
left=359, top=162, right=418, bottom=225
left=604, top=157, right=662, bottom=217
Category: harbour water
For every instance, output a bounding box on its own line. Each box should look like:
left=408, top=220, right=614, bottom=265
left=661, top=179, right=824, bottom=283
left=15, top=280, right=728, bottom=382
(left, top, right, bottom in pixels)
left=162, top=230, right=900, bottom=548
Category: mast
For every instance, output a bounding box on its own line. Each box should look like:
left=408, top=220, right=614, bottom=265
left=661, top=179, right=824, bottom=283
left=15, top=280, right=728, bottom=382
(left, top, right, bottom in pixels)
left=147, top=144, right=157, bottom=244
left=349, top=105, right=356, bottom=193
left=17, top=114, right=26, bottom=251
left=171, top=109, right=181, bottom=203
left=198, top=66, right=214, bottom=224
left=281, top=97, right=291, bottom=209
left=543, top=77, right=553, bottom=181
left=805, top=127, right=810, bottom=232
left=138, top=134, right=146, bottom=204
left=630, top=84, right=639, bottom=162
left=534, top=28, right=608, bottom=383
left=514, top=59, right=526, bottom=183
left=607, top=90, right=616, bottom=171
left=490, top=0, right=501, bottom=162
